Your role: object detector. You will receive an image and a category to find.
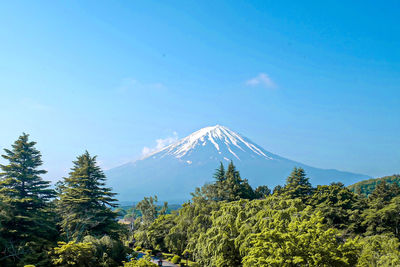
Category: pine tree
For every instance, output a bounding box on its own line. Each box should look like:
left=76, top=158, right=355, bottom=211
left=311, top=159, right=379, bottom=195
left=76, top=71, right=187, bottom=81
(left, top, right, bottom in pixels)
left=282, top=167, right=313, bottom=201
left=221, top=161, right=255, bottom=201
left=57, top=151, right=120, bottom=242
left=213, top=162, right=225, bottom=182
left=0, top=133, right=56, bottom=265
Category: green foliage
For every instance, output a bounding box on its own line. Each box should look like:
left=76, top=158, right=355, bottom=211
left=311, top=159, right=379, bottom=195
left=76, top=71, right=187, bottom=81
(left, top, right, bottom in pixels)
left=0, top=133, right=56, bottom=266
left=348, top=175, right=400, bottom=196
left=362, top=195, right=400, bottom=238
left=192, top=161, right=255, bottom=202
left=83, top=235, right=128, bottom=266
left=133, top=195, right=169, bottom=248
left=52, top=236, right=128, bottom=267
left=242, top=208, right=360, bottom=266
left=57, top=151, right=121, bottom=241
left=281, top=167, right=313, bottom=201
left=171, top=255, right=181, bottom=264
left=309, top=183, right=364, bottom=229
left=357, top=234, right=400, bottom=267
left=254, top=185, right=271, bottom=199
left=51, top=241, right=97, bottom=266
left=124, top=258, right=157, bottom=266
left=147, top=214, right=175, bottom=251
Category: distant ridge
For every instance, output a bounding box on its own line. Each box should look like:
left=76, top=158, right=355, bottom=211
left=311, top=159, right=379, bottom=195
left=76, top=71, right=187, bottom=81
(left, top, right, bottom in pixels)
left=107, top=125, right=370, bottom=202
left=348, top=174, right=400, bottom=196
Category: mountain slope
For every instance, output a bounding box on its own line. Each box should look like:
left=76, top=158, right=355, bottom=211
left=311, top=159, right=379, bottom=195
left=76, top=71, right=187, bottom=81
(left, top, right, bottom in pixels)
left=106, top=125, right=370, bottom=202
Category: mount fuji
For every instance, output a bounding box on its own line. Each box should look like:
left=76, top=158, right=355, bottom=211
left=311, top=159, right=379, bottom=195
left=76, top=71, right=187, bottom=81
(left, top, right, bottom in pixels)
left=106, top=125, right=370, bottom=202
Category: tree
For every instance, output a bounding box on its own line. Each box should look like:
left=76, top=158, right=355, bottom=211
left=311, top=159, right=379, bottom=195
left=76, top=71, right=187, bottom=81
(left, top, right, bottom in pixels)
left=309, top=183, right=362, bottom=230
left=242, top=209, right=360, bottom=267
left=254, top=185, right=271, bottom=199
left=193, top=162, right=255, bottom=202
left=213, top=162, right=225, bottom=182
left=357, top=234, right=400, bottom=266
left=134, top=196, right=169, bottom=248
left=219, top=161, right=255, bottom=201
left=282, top=167, right=313, bottom=201
left=51, top=241, right=97, bottom=267
left=57, top=151, right=120, bottom=241
left=0, top=133, right=56, bottom=265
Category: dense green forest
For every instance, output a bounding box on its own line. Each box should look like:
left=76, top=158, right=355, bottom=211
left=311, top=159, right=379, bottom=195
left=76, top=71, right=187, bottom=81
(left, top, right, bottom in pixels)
left=348, top=174, right=400, bottom=196
left=1, top=134, right=400, bottom=266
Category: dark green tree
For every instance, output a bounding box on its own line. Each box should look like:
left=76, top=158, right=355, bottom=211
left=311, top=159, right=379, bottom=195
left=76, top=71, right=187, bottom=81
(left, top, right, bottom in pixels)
left=213, top=162, right=225, bottom=182
left=254, top=185, right=271, bottom=199
left=57, top=151, right=120, bottom=242
left=219, top=161, right=255, bottom=201
left=309, top=183, right=363, bottom=230
left=282, top=167, right=313, bottom=202
left=0, top=133, right=56, bottom=266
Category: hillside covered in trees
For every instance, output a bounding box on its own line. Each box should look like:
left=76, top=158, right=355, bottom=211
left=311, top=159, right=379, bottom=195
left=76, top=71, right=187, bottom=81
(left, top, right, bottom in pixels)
left=348, top=174, right=400, bottom=196
left=1, top=134, right=400, bottom=266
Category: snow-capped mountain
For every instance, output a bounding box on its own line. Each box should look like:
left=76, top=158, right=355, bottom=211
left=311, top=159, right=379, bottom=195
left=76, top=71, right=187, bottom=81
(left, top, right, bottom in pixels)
left=106, top=125, right=370, bottom=202
left=144, top=125, right=275, bottom=163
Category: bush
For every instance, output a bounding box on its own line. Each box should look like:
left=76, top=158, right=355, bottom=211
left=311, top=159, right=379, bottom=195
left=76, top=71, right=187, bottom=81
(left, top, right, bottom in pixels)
left=51, top=241, right=97, bottom=266
left=134, top=246, right=142, bottom=251
left=83, top=235, right=129, bottom=266
left=151, top=248, right=160, bottom=256
left=145, top=249, right=152, bottom=255
left=171, top=255, right=181, bottom=264
left=124, top=258, right=157, bottom=266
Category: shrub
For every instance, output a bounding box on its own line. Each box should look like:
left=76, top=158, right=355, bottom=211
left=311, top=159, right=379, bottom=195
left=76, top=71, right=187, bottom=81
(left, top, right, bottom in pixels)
left=83, top=235, right=129, bottom=266
left=124, top=258, right=157, bottom=266
left=171, top=255, right=181, bottom=264
left=134, top=246, right=142, bottom=251
left=51, top=241, right=97, bottom=266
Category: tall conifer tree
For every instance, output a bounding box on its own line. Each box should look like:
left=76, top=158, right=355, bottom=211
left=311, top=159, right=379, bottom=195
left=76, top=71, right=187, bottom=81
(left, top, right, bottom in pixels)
left=282, top=167, right=313, bottom=201
left=0, top=133, right=56, bottom=265
left=58, top=151, right=120, bottom=241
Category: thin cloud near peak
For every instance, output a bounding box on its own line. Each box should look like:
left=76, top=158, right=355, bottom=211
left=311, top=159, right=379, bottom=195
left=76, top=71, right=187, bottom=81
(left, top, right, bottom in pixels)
left=245, top=73, right=276, bottom=88
left=141, top=132, right=178, bottom=157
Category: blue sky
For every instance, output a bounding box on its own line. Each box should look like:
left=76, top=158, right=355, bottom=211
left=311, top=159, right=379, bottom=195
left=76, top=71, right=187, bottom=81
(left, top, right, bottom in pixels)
left=0, top=0, right=399, bottom=182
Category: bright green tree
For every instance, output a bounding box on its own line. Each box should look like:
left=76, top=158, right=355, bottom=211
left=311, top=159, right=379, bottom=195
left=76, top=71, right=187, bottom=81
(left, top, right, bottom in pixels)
left=57, top=151, right=120, bottom=241
left=357, top=234, right=400, bottom=266
left=0, top=133, right=56, bottom=265
left=51, top=241, right=97, bottom=267
left=242, top=209, right=360, bottom=267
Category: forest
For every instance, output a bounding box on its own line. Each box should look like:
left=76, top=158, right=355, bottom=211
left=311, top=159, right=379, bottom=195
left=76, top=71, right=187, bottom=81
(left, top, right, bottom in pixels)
left=1, top=133, right=400, bottom=267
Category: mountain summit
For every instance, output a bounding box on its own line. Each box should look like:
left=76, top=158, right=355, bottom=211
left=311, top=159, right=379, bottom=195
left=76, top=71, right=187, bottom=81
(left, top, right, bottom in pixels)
left=144, top=125, right=274, bottom=163
left=107, top=125, right=370, bottom=202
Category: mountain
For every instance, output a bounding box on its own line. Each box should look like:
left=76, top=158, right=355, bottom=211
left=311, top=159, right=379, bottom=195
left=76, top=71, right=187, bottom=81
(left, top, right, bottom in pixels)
left=106, top=125, right=370, bottom=202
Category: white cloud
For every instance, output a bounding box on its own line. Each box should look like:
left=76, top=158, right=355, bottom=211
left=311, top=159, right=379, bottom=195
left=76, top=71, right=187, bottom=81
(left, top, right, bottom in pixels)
left=245, top=73, right=276, bottom=88
left=141, top=132, right=178, bottom=157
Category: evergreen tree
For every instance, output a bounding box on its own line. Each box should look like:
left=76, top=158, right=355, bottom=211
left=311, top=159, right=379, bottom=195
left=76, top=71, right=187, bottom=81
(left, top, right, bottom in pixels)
left=0, top=133, right=56, bottom=265
left=213, top=162, right=225, bottom=182
left=254, top=185, right=271, bottom=199
left=57, top=151, right=120, bottom=242
left=221, top=161, right=255, bottom=201
left=282, top=167, right=313, bottom=201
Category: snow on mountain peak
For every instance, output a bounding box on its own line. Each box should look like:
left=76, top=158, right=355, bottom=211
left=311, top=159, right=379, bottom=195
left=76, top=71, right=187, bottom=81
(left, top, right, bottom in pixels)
left=143, top=125, right=273, bottom=161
